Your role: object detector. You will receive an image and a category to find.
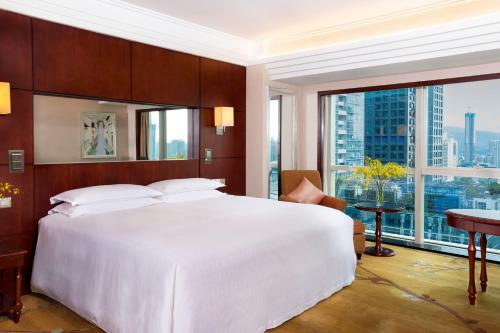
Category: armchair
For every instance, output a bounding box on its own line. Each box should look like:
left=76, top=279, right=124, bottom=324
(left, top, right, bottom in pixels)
left=279, top=170, right=366, bottom=259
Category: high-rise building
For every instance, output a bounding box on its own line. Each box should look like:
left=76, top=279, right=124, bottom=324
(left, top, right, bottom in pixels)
left=364, top=88, right=416, bottom=166
left=330, top=93, right=364, bottom=166
left=443, top=134, right=458, bottom=168
left=427, top=86, right=444, bottom=167
left=464, top=112, right=476, bottom=164
left=489, top=140, right=500, bottom=168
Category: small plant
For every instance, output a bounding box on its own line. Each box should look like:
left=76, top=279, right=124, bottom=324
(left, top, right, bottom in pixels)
left=354, top=158, right=406, bottom=205
left=0, top=181, right=21, bottom=199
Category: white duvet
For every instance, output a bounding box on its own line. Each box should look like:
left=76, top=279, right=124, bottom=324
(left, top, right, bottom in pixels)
left=32, top=195, right=356, bottom=333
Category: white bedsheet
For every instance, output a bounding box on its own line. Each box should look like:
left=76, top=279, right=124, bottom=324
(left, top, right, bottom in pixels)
left=32, top=195, right=356, bottom=333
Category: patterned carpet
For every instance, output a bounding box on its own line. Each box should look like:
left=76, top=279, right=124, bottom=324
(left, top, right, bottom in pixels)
left=0, top=242, right=499, bottom=333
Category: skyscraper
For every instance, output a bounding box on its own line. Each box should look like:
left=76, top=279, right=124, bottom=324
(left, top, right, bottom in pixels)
left=364, top=88, right=416, bottom=167
left=443, top=133, right=458, bottom=181
left=330, top=93, right=364, bottom=166
left=464, top=112, right=476, bottom=164
left=427, top=86, right=444, bottom=167
left=489, top=140, right=500, bottom=168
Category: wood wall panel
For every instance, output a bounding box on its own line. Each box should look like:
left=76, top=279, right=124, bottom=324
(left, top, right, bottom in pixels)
left=200, top=109, right=245, bottom=159
left=33, top=19, right=131, bottom=100
left=132, top=43, right=200, bottom=106
left=34, top=160, right=199, bottom=221
left=0, top=166, right=34, bottom=237
left=0, top=89, right=33, bottom=165
left=0, top=10, right=32, bottom=90
left=200, top=158, right=245, bottom=195
left=200, top=58, right=246, bottom=111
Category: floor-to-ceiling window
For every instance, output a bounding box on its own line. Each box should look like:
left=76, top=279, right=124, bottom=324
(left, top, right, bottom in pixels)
left=321, top=77, right=500, bottom=253
left=269, top=96, right=281, bottom=199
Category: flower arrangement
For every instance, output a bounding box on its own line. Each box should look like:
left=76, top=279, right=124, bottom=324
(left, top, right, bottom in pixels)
left=354, top=158, right=406, bottom=205
left=0, top=181, right=20, bottom=208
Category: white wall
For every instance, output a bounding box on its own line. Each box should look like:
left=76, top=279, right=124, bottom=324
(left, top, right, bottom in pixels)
left=246, top=64, right=298, bottom=198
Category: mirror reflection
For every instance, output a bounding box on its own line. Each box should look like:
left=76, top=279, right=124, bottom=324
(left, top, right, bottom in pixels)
left=34, top=95, right=195, bottom=164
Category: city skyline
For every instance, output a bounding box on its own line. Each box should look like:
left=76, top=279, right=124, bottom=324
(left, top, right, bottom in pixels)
left=443, top=79, right=500, bottom=133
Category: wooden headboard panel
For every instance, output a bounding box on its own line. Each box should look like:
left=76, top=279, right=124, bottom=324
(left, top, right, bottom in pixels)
left=34, top=160, right=199, bottom=222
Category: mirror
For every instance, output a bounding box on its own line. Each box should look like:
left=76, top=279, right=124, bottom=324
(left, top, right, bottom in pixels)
left=34, top=95, right=197, bottom=164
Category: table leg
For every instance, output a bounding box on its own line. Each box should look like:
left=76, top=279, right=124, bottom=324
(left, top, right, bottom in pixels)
left=480, top=233, right=488, bottom=293
left=364, top=212, right=395, bottom=257
left=468, top=231, right=477, bottom=305
left=374, top=211, right=382, bottom=253
left=13, top=267, right=22, bottom=323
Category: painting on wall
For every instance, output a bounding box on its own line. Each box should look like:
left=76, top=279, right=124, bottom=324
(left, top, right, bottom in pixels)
left=81, top=112, right=117, bottom=158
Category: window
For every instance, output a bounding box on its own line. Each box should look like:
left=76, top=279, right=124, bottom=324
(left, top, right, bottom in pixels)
left=138, top=108, right=192, bottom=161
left=322, top=78, right=500, bottom=252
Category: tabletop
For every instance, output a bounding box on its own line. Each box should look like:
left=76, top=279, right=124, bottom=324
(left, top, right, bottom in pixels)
left=354, top=202, right=405, bottom=213
left=445, top=209, right=500, bottom=226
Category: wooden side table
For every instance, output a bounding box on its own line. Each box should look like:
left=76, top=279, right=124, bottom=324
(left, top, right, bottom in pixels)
left=354, top=202, right=404, bottom=257
left=0, top=244, right=27, bottom=323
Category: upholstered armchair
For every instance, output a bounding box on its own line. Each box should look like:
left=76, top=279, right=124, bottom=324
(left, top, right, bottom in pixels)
left=279, top=170, right=366, bottom=259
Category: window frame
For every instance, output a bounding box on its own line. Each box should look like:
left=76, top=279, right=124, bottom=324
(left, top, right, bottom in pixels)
left=318, top=73, right=500, bottom=251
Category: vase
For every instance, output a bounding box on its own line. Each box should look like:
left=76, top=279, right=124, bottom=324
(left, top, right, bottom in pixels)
left=0, top=197, right=11, bottom=209
left=375, top=183, right=384, bottom=206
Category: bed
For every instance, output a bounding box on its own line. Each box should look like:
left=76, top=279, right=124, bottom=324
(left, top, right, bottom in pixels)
left=31, top=193, right=356, bottom=333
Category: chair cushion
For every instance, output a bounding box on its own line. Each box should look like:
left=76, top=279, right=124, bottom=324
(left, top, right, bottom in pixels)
left=287, top=177, right=326, bottom=204
left=353, top=220, right=365, bottom=234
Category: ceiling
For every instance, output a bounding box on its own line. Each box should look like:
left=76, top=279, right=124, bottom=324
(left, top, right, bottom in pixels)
left=123, top=0, right=450, bottom=40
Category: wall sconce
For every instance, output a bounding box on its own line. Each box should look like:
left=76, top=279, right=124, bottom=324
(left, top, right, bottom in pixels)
left=214, top=106, right=234, bottom=135
left=0, top=82, right=11, bottom=115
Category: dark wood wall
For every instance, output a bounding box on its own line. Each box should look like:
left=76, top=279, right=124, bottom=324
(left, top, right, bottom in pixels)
left=0, top=9, right=246, bottom=290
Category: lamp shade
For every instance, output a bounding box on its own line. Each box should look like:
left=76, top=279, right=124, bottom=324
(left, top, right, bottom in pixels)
left=0, top=82, right=11, bottom=115
left=214, top=107, right=234, bottom=127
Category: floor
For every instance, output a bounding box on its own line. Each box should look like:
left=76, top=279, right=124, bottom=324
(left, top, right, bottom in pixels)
left=0, top=242, right=499, bottom=333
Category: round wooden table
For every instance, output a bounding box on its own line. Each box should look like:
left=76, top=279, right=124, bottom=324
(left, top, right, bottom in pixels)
left=354, top=202, right=404, bottom=257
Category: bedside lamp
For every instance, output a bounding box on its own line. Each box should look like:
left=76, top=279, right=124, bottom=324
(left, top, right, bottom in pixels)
left=214, top=106, right=234, bottom=135
left=0, top=82, right=11, bottom=115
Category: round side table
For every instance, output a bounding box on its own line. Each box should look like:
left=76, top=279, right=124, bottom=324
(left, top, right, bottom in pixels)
left=354, top=202, right=404, bottom=257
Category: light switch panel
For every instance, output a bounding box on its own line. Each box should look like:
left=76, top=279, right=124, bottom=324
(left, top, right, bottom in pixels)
left=8, top=150, right=24, bottom=174
left=204, top=148, right=212, bottom=165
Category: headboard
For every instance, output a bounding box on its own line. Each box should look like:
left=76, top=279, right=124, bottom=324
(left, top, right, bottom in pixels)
left=34, top=160, right=199, bottom=222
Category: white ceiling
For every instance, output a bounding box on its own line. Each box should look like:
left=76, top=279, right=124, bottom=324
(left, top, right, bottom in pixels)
left=123, top=0, right=445, bottom=40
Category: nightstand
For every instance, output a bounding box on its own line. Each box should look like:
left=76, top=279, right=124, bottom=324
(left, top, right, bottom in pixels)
left=0, top=244, right=27, bottom=323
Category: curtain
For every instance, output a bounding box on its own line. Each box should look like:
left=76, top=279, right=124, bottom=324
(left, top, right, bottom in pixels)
left=139, top=112, right=149, bottom=160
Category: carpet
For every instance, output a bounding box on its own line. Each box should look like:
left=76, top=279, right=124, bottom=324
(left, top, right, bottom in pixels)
left=0, top=243, right=499, bottom=333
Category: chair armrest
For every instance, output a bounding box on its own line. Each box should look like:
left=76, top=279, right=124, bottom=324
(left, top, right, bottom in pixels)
left=278, top=194, right=299, bottom=203
left=320, top=195, right=347, bottom=212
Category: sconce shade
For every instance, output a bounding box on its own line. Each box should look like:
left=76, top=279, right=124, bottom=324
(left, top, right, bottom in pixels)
left=214, top=107, right=234, bottom=127
left=0, top=82, right=11, bottom=115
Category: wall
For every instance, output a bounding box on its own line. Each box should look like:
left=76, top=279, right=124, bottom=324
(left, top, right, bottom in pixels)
left=246, top=64, right=298, bottom=198
left=0, top=8, right=246, bottom=292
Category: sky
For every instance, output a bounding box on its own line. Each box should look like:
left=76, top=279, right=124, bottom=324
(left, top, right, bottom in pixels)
left=443, top=79, right=500, bottom=132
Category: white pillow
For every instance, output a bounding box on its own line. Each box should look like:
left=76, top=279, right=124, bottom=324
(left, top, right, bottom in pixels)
left=158, top=190, right=225, bottom=203
left=148, top=178, right=225, bottom=195
left=50, top=184, right=163, bottom=206
left=49, top=197, right=162, bottom=218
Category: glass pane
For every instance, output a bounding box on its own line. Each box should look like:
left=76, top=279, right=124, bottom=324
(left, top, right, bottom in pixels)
left=430, top=79, right=500, bottom=168
left=364, top=88, right=416, bottom=167
left=424, top=175, right=500, bottom=250
left=329, top=93, right=364, bottom=167
left=165, top=109, right=188, bottom=160
left=269, top=98, right=280, bottom=200
left=333, top=170, right=415, bottom=237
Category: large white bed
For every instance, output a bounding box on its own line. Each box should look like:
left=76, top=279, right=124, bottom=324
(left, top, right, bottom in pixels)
left=32, top=194, right=356, bottom=333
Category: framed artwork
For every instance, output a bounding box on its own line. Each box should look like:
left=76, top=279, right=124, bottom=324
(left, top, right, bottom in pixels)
left=81, top=112, right=117, bottom=159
